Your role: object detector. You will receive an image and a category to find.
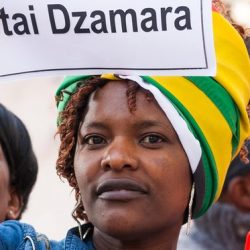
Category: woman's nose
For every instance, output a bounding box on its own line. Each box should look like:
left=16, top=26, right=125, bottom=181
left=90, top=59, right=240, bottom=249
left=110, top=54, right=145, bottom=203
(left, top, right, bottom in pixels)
left=101, top=139, right=138, bottom=171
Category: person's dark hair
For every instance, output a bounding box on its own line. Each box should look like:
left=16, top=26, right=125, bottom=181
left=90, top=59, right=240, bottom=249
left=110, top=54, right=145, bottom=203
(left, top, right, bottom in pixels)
left=223, top=140, right=250, bottom=191
left=56, top=76, right=152, bottom=220
left=0, top=103, right=38, bottom=219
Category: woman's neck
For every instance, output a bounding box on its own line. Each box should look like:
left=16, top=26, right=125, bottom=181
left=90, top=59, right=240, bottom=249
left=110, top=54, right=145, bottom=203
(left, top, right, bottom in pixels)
left=92, top=224, right=181, bottom=250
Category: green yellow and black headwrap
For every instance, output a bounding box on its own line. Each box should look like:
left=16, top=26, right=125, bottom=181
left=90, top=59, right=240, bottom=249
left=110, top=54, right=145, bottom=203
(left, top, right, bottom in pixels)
left=56, top=11, right=250, bottom=218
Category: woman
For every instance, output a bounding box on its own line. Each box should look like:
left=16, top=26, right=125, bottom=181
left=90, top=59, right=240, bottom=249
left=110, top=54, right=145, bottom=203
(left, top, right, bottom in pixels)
left=54, top=4, right=250, bottom=248
left=1, top=3, right=250, bottom=250
left=0, top=103, right=38, bottom=221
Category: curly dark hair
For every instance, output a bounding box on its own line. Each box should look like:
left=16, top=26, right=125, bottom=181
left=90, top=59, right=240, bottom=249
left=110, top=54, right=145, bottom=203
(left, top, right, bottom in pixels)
left=0, top=103, right=38, bottom=219
left=56, top=76, right=153, bottom=220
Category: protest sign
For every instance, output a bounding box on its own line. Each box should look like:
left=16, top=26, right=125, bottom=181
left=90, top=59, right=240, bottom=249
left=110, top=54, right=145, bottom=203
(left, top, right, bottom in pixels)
left=0, top=0, right=215, bottom=81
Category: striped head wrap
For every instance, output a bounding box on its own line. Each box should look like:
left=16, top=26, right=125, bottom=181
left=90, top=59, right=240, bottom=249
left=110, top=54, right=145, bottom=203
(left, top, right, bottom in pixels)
left=55, top=11, right=250, bottom=218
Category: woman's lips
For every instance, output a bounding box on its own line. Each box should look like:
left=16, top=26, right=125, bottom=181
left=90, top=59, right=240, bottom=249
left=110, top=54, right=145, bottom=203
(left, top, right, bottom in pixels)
left=96, top=178, right=147, bottom=201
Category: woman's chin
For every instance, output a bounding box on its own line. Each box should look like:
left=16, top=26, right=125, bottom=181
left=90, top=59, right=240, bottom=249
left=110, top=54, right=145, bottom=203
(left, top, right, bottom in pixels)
left=92, top=214, right=144, bottom=241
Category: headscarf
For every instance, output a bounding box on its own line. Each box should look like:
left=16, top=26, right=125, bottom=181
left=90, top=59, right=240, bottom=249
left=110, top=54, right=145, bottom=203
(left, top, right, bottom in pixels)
left=55, top=11, right=250, bottom=218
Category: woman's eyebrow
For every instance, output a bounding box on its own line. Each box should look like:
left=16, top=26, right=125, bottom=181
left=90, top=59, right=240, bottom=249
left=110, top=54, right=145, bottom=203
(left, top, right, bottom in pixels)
left=133, top=120, right=172, bottom=130
left=82, top=121, right=109, bottom=130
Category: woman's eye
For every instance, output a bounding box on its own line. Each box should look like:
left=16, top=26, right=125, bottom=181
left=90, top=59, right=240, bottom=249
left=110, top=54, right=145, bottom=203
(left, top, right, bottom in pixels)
left=141, top=134, right=165, bottom=144
left=84, top=135, right=106, bottom=145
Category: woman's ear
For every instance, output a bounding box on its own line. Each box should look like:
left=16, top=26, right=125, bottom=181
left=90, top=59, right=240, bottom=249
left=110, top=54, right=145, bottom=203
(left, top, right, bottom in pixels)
left=227, top=174, right=250, bottom=212
left=6, top=190, right=22, bottom=220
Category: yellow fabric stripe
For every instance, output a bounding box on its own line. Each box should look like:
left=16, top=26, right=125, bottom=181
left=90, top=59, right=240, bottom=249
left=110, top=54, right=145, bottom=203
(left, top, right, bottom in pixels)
left=213, top=12, right=250, bottom=154
left=150, top=76, right=232, bottom=200
left=101, top=74, right=120, bottom=81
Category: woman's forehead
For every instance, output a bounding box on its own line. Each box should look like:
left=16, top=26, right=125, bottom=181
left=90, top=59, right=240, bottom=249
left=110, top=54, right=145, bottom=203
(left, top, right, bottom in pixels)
left=0, top=145, right=9, bottom=172
left=85, top=80, right=165, bottom=120
left=0, top=145, right=4, bottom=161
left=90, top=80, right=129, bottom=101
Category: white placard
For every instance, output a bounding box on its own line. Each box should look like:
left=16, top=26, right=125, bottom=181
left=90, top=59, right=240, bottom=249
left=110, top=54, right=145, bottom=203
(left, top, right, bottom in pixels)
left=0, top=0, right=215, bottom=81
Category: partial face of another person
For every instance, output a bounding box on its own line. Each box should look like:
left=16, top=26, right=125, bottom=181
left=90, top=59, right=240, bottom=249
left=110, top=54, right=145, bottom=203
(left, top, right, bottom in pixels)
left=74, top=81, right=191, bottom=240
left=0, top=145, right=11, bottom=221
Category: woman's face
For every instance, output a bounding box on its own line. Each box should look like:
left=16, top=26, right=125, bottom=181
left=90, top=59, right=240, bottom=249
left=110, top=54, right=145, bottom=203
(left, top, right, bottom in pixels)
left=0, top=145, right=11, bottom=221
left=74, top=81, right=191, bottom=240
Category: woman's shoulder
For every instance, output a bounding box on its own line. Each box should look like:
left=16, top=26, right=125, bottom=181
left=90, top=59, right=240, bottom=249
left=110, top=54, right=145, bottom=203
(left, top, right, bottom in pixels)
left=0, top=220, right=94, bottom=250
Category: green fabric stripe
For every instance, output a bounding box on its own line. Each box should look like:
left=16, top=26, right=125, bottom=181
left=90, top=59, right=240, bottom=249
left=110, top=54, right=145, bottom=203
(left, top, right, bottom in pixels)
left=186, top=77, right=240, bottom=155
left=57, top=82, right=78, bottom=113
left=142, top=76, right=218, bottom=217
left=234, top=107, right=241, bottom=156
left=56, top=75, right=92, bottom=97
left=56, top=75, right=93, bottom=125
